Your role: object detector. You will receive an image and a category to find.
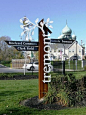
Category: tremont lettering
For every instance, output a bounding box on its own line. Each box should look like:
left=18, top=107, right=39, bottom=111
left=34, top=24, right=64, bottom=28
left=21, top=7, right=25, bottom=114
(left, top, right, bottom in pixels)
left=43, top=36, right=51, bottom=83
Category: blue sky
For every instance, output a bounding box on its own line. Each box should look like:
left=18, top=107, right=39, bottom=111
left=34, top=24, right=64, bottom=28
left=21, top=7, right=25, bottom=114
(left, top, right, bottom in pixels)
left=0, top=0, right=86, bottom=46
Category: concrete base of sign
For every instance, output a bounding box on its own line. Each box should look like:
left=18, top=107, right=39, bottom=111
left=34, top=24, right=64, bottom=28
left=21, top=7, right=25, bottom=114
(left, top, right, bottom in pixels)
left=38, top=97, right=44, bottom=103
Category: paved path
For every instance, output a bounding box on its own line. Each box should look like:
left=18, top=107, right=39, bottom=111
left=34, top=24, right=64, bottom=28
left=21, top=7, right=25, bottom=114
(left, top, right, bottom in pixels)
left=0, top=68, right=38, bottom=73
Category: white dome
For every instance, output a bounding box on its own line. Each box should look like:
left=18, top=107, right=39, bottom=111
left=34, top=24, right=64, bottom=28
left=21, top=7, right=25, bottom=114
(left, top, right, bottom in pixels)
left=62, top=24, right=72, bottom=35
left=72, top=34, right=76, bottom=40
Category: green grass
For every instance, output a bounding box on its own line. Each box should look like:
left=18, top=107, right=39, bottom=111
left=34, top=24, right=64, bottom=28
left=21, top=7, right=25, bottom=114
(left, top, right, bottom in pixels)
left=66, top=71, right=86, bottom=79
left=0, top=79, right=86, bottom=115
left=50, top=71, right=86, bottom=79
left=0, top=79, right=38, bottom=115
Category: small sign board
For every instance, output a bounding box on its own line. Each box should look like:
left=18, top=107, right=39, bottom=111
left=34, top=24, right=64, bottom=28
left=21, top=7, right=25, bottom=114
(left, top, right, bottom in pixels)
left=5, top=41, right=39, bottom=46
left=14, top=46, right=39, bottom=51
left=51, top=39, right=74, bottom=44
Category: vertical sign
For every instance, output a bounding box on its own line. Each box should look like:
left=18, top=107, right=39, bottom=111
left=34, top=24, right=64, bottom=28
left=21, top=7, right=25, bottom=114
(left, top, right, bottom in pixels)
left=38, top=19, right=52, bottom=99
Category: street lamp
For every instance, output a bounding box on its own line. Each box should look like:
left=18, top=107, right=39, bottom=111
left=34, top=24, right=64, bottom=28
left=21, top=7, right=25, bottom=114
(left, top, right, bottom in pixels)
left=31, top=51, right=34, bottom=75
left=76, top=39, right=78, bottom=70
left=20, top=16, right=33, bottom=75
left=62, top=43, right=65, bottom=75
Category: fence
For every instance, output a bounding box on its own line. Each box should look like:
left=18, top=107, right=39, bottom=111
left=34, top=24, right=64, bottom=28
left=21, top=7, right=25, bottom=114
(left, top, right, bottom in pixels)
left=12, top=59, right=30, bottom=69
left=83, top=60, right=86, bottom=67
left=52, top=60, right=83, bottom=73
left=52, top=61, right=63, bottom=73
left=65, top=60, right=82, bottom=70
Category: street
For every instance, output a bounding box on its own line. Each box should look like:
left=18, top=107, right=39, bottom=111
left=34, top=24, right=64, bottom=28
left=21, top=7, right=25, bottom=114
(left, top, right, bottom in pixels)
left=0, top=64, right=38, bottom=73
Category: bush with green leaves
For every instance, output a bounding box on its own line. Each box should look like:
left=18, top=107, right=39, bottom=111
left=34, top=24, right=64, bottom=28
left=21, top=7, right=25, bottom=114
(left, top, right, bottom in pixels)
left=44, top=74, right=86, bottom=107
left=84, top=66, right=86, bottom=70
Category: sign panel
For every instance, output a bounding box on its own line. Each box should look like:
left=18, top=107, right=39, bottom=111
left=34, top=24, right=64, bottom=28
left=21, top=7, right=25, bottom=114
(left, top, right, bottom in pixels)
left=38, top=19, right=52, bottom=99
left=51, top=39, right=74, bottom=44
left=5, top=41, right=39, bottom=46
left=14, top=46, right=38, bottom=51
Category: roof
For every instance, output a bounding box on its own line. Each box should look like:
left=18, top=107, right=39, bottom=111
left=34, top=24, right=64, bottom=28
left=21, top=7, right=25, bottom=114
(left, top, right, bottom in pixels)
left=50, top=43, right=72, bottom=49
left=68, top=41, right=83, bottom=49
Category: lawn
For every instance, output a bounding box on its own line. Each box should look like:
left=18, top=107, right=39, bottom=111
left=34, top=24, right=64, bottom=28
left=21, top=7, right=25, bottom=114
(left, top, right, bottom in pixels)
left=51, top=70, right=86, bottom=79
left=0, top=78, right=86, bottom=115
left=65, top=71, right=86, bottom=79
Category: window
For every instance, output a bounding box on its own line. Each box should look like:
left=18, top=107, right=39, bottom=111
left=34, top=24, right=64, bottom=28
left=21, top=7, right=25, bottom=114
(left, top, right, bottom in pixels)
left=58, top=50, right=60, bottom=52
left=58, top=49, right=63, bottom=53
left=35, top=62, right=38, bottom=65
left=69, top=49, right=71, bottom=52
left=53, top=56, right=56, bottom=59
left=79, top=49, right=81, bottom=53
left=72, top=49, right=74, bottom=52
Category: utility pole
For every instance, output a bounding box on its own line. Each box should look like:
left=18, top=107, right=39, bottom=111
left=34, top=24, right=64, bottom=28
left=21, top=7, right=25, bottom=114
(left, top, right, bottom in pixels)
left=76, top=40, right=78, bottom=70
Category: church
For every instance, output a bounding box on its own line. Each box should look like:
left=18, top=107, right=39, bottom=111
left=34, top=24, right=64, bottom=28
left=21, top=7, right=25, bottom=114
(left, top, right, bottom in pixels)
left=50, top=23, right=85, bottom=61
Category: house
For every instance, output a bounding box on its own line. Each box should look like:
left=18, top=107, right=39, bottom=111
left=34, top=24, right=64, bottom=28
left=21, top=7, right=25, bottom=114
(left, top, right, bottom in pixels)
left=50, top=41, right=85, bottom=61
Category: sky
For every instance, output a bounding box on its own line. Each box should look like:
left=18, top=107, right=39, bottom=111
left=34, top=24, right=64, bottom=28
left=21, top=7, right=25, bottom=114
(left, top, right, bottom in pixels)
left=0, top=0, right=86, bottom=46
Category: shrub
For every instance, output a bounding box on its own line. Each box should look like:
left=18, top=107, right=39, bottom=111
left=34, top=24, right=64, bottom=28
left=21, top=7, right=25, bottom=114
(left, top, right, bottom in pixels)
left=44, top=74, right=86, bottom=107
left=84, top=66, right=86, bottom=70
left=44, top=87, right=57, bottom=104
left=1, top=60, right=11, bottom=67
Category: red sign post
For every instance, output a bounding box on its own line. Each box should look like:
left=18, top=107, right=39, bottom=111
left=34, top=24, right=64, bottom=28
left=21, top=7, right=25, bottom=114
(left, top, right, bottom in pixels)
left=38, top=19, right=52, bottom=99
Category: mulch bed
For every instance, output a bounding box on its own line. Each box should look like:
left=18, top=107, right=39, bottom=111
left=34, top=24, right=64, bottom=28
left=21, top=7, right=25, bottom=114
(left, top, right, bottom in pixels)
left=20, top=96, right=68, bottom=110
left=0, top=75, right=38, bottom=80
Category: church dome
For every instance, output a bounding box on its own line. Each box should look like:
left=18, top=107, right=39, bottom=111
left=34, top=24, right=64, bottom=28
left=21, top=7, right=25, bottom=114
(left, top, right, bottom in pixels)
left=62, top=24, right=72, bottom=35
left=72, top=34, right=76, bottom=40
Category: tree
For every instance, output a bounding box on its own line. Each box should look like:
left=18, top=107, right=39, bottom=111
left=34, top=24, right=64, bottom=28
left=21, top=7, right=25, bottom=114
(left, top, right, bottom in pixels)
left=34, top=51, right=39, bottom=60
left=0, top=36, right=24, bottom=62
left=0, top=36, right=11, bottom=61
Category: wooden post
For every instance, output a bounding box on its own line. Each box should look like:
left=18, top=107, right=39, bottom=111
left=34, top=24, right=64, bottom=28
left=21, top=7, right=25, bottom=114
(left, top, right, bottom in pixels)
left=38, top=19, right=52, bottom=99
